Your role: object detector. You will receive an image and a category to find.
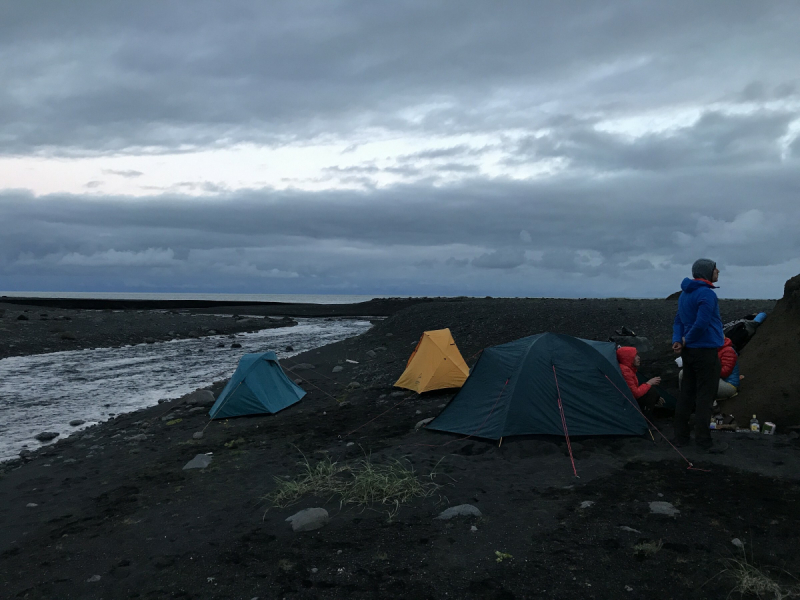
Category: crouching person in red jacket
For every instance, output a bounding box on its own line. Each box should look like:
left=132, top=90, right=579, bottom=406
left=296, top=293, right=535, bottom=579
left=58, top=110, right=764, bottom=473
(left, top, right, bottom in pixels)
left=616, top=346, right=664, bottom=410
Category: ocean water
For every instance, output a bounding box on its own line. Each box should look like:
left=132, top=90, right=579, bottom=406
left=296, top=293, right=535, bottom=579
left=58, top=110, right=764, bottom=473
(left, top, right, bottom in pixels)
left=0, top=318, right=372, bottom=462
left=0, top=292, right=407, bottom=304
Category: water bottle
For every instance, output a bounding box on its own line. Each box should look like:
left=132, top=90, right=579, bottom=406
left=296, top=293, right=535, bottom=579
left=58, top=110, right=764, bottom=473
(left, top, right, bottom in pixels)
left=750, top=415, right=760, bottom=433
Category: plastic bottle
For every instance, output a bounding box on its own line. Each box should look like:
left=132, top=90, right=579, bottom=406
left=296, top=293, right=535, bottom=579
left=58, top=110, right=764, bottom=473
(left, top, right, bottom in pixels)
left=750, top=415, right=760, bottom=433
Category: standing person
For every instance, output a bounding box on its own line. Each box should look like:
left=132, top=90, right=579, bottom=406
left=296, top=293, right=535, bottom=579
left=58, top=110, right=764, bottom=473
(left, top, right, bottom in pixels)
left=672, top=258, right=727, bottom=453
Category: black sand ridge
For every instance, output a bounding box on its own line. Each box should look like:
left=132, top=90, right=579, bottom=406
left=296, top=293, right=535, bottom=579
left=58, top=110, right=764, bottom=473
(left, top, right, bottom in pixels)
left=1, top=295, right=799, bottom=600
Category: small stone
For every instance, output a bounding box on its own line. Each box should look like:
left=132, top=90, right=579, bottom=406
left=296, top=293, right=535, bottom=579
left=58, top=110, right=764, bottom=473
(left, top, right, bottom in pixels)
left=657, top=493, right=663, bottom=497
left=346, top=381, right=361, bottom=390
left=332, top=366, right=344, bottom=373
left=26, top=503, right=38, bottom=508
left=579, top=501, right=595, bottom=509
left=415, top=417, right=434, bottom=430
left=183, top=454, right=212, bottom=470
left=292, top=363, right=316, bottom=370
left=415, top=410, right=421, bottom=415
left=649, top=501, right=680, bottom=517
left=193, top=432, right=204, bottom=440
left=64, top=458, right=77, bottom=464
left=619, top=526, right=641, bottom=534
left=185, top=390, right=216, bottom=407
left=87, top=575, right=101, bottom=583
left=285, top=345, right=294, bottom=352
left=436, top=504, right=482, bottom=520
left=294, top=379, right=303, bottom=384
left=625, top=585, right=633, bottom=592
left=286, top=507, right=329, bottom=532
left=230, top=342, right=242, bottom=348
left=311, top=568, right=318, bottom=574
left=385, top=333, right=393, bottom=337
left=346, top=442, right=355, bottom=447
left=390, top=391, right=406, bottom=397
left=35, top=432, right=60, bottom=442
left=366, top=350, right=377, bottom=358
left=731, top=538, right=744, bottom=549
left=470, top=525, right=478, bottom=532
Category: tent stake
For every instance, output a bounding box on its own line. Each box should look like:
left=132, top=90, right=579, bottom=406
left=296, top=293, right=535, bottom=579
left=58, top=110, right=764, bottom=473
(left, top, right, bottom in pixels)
left=498, top=437, right=503, bottom=448
left=649, top=429, right=655, bottom=442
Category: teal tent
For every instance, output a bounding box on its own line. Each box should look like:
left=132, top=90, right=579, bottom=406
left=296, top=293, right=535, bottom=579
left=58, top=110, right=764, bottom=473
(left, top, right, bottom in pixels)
left=428, top=333, right=647, bottom=440
left=209, top=352, right=306, bottom=419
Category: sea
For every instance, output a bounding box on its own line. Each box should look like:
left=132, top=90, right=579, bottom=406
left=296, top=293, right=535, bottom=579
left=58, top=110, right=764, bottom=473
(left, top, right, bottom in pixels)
left=0, top=316, right=373, bottom=462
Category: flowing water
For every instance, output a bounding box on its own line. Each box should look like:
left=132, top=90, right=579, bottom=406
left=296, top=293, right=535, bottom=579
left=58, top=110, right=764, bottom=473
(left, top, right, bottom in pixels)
left=0, top=318, right=372, bottom=461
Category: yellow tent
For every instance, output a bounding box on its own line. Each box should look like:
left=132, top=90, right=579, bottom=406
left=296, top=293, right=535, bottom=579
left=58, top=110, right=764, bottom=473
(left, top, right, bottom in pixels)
left=394, top=328, right=470, bottom=393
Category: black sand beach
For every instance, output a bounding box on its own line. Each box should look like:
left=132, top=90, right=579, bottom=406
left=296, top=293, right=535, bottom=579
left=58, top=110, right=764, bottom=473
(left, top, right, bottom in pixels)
left=1, top=295, right=799, bottom=600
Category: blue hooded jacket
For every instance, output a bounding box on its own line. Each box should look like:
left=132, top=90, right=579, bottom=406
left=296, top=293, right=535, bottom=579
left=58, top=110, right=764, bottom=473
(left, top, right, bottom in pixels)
left=672, top=278, right=724, bottom=348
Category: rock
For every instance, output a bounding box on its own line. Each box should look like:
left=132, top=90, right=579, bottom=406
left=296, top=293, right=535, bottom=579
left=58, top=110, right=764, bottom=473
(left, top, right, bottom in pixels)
left=346, top=442, right=355, bottom=447
left=87, top=575, right=101, bottom=583
left=129, top=434, right=148, bottom=441
left=230, top=342, right=242, bottom=349
left=731, top=538, right=745, bottom=549
left=609, top=335, right=653, bottom=354
left=207, top=330, right=217, bottom=335
left=285, top=345, right=294, bottom=352
left=216, top=342, right=225, bottom=348
left=366, top=350, right=377, bottom=359
left=188, top=330, right=200, bottom=338
left=183, top=454, right=213, bottom=470
left=286, top=507, right=329, bottom=532
left=649, top=501, right=680, bottom=517
left=625, top=585, right=634, bottom=592
left=470, top=525, right=478, bottom=532
left=26, top=503, right=38, bottom=508
left=292, top=363, right=316, bottom=370
left=311, top=568, right=318, bottom=574
left=19, top=449, right=33, bottom=459
left=436, top=504, right=482, bottom=520
left=69, top=419, right=85, bottom=427
left=193, top=432, right=204, bottom=440
left=185, top=390, right=216, bottom=407
left=294, top=379, right=303, bottom=385
left=385, top=333, right=393, bottom=337
left=346, top=381, right=361, bottom=390
left=35, top=431, right=60, bottom=442
left=332, top=366, right=344, bottom=373
left=415, top=417, right=434, bottom=430
left=390, top=391, right=406, bottom=398
left=619, top=526, right=641, bottom=534
left=579, top=501, right=595, bottom=509
left=17, top=314, right=29, bottom=321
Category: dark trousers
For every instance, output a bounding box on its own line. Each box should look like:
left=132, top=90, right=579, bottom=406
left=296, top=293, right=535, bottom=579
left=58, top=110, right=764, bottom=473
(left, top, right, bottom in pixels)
left=638, top=387, right=661, bottom=411
left=674, top=347, right=720, bottom=446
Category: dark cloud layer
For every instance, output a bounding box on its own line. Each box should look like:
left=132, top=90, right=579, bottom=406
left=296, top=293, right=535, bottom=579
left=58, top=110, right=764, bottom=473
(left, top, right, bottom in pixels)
left=2, top=1, right=800, bottom=154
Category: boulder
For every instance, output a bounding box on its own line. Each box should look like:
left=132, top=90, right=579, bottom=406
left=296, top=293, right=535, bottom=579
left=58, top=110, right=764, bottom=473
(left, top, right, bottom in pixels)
left=436, top=504, right=482, bottom=520
left=286, top=507, right=329, bottom=532
left=69, top=419, right=85, bottom=427
left=185, top=390, right=216, bottom=407
left=35, top=431, right=60, bottom=442
left=230, top=342, right=242, bottom=349
left=17, top=314, right=29, bottom=321
left=183, top=454, right=213, bottom=470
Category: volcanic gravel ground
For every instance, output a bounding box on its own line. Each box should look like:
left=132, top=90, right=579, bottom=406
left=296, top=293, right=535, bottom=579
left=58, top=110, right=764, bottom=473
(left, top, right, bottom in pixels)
left=3, top=297, right=798, bottom=600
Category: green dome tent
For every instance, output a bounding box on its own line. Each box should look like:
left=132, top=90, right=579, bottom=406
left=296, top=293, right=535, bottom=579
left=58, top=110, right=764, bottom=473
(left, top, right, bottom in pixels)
left=209, top=352, right=305, bottom=419
left=428, top=333, right=647, bottom=440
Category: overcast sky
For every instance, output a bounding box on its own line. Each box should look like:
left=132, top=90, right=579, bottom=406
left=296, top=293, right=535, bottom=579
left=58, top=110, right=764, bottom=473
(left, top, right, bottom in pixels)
left=2, top=1, right=799, bottom=299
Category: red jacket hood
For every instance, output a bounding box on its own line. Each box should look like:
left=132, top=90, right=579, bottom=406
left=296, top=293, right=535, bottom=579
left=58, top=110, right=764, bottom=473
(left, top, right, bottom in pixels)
left=616, top=346, right=638, bottom=371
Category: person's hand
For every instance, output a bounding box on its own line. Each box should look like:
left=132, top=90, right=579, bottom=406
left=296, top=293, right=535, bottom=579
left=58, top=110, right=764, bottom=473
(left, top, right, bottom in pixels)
left=672, top=342, right=683, bottom=354
left=647, top=377, right=661, bottom=386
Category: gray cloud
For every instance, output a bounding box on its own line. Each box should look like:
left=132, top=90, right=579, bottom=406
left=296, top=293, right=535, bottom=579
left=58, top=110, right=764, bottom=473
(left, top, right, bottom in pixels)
left=2, top=2, right=800, bottom=154
left=103, top=169, right=144, bottom=178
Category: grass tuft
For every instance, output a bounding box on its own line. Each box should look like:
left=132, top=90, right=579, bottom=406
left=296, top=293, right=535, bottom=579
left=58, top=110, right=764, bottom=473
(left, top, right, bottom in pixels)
left=720, top=551, right=799, bottom=599
left=264, top=454, right=440, bottom=517
left=633, top=539, right=663, bottom=557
